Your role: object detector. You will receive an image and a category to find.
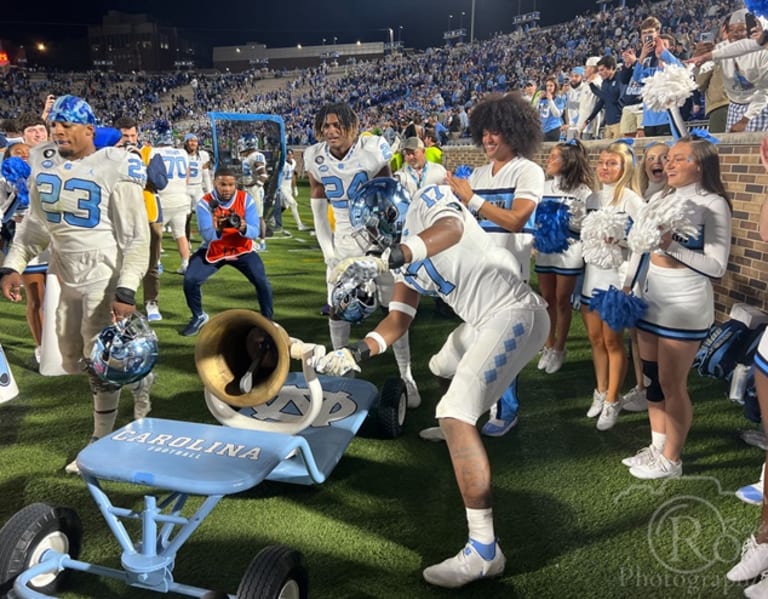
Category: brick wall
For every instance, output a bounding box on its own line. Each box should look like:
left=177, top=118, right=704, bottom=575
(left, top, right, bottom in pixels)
left=296, top=132, right=768, bottom=322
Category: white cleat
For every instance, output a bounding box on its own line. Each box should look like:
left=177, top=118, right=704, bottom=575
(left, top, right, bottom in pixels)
left=419, top=426, right=446, bottom=442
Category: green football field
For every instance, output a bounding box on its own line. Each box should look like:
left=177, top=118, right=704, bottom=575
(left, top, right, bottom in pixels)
left=0, top=187, right=763, bottom=598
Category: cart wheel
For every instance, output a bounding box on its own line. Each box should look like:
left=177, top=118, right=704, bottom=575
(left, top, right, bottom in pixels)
left=377, top=377, right=407, bottom=439
left=236, top=545, right=308, bottom=599
left=0, top=502, right=82, bottom=598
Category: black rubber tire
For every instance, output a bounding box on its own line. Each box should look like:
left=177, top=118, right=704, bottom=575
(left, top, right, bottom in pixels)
left=377, top=377, right=407, bottom=439
left=0, top=502, right=82, bottom=598
left=236, top=545, right=308, bottom=599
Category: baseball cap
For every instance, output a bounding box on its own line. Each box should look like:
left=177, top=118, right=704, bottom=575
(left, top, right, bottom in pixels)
left=184, top=133, right=198, bottom=141
left=48, top=95, right=97, bottom=125
left=403, top=137, right=424, bottom=151
left=571, top=66, right=585, bottom=76
left=586, top=56, right=600, bottom=67
left=729, top=8, right=748, bottom=24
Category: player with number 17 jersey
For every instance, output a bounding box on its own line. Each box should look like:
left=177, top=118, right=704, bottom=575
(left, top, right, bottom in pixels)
left=397, top=184, right=547, bottom=324
left=304, top=134, right=392, bottom=258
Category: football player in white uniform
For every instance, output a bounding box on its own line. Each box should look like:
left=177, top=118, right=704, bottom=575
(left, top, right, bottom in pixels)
left=152, top=123, right=190, bottom=273
left=278, top=148, right=307, bottom=231
left=317, top=182, right=548, bottom=589
left=0, top=95, right=150, bottom=473
left=305, top=103, right=421, bottom=406
left=436, top=92, right=545, bottom=437
left=240, top=137, right=268, bottom=250
left=183, top=132, right=212, bottom=241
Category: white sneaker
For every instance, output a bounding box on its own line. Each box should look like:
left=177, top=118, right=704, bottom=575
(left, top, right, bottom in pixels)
left=131, top=372, right=156, bottom=420
left=403, top=376, right=421, bottom=408
left=596, top=400, right=622, bottom=431
left=537, top=347, right=552, bottom=370
left=727, top=535, right=768, bottom=582
left=621, top=444, right=660, bottom=468
left=146, top=301, right=162, bottom=321
left=545, top=349, right=566, bottom=374
left=297, top=224, right=310, bottom=231
left=34, top=346, right=41, bottom=365
left=745, top=573, right=768, bottom=598
left=621, top=386, right=648, bottom=412
left=423, top=541, right=506, bottom=588
left=586, top=389, right=606, bottom=418
left=419, top=426, right=446, bottom=442
left=629, top=453, right=682, bottom=480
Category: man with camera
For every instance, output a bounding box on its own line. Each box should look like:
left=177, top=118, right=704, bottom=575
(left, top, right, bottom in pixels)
left=180, top=165, right=273, bottom=336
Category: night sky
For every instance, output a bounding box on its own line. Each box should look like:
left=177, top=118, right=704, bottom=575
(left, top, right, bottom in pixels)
left=3, top=0, right=645, bottom=52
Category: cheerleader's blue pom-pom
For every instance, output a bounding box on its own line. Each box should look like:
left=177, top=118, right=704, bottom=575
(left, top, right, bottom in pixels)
left=454, top=164, right=473, bottom=179
left=589, top=286, right=647, bottom=331
left=533, top=201, right=571, bottom=254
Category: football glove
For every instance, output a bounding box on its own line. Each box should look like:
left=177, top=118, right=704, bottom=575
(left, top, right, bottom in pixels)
left=328, top=256, right=388, bottom=285
left=315, top=347, right=362, bottom=377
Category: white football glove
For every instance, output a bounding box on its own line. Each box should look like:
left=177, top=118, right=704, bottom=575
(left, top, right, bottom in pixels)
left=327, top=256, right=388, bottom=285
left=315, top=348, right=361, bottom=377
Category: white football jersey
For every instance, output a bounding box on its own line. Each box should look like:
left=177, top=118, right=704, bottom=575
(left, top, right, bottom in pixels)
left=5, top=144, right=148, bottom=291
left=154, top=146, right=189, bottom=210
left=304, top=135, right=392, bottom=234
left=282, top=157, right=297, bottom=182
left=469, top=157, right=545, bottom=281
left=395, top=162, right=448, bottom=197
left=395, top=184, right=546, bottom=327
left=242, top=152, right=267, bottom=187
left=187, top=149, right=210, bottom=189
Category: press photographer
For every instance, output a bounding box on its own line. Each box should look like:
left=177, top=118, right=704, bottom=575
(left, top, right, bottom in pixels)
left=180, top=166, right=274, bottom=336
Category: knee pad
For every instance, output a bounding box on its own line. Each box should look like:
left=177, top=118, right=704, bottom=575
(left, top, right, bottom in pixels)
left=642, top=360, right=665, bottom=402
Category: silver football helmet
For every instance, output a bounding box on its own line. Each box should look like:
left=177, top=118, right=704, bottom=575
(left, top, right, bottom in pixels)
left=330, top=276, right=379, bottom=324
left=349, top=177, right=411, bottom=253
left=90, top=313, right=158, bottom=386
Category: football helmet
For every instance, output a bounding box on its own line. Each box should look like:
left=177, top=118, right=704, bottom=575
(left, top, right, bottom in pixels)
left=237, top=135, right=258, bottom=154
left=331, top=276, right=379, bottom=323
left=349, top=177, right=411, bottom=253
left=90, top=313, right=159, bottom=386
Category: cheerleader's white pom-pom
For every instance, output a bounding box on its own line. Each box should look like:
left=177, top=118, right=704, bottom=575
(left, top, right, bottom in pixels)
left=641, top=64, right=697, bottom=111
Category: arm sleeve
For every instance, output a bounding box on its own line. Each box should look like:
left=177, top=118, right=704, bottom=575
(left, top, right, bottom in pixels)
left=243, top=194, right=260, bottom=239
left=713, top=38, right=763, bottom=60
left=202, top=167, right=212, bottom=193
left=111, top=181, right=150, bottom=292
left=663, top=197, right=732, bottom=278
left=196, top=200, right=219, bottom=243
left=658, top=49, right=681, bottom=67
left=310, top=197, right=335, bottom=260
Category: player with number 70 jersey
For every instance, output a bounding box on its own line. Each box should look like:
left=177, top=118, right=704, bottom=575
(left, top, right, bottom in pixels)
left=398, top=184, right=547, bottom=324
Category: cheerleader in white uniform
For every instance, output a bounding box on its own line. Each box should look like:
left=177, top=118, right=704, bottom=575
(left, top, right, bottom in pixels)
left=533, top=139, right=594, bottom=374
left=581, top=141, right=644, bottom=431
left=622, top=135, right=731, bottom=480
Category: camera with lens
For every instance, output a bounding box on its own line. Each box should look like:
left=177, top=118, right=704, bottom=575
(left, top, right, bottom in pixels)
left=209, top=197, right=242, bottom=232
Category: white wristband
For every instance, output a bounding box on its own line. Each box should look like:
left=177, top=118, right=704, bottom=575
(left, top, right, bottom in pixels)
left=402, top=235, right=428, bottom=263
left=365, top=331, right=388, bottom=354
left=467, top=194, right=485, bottom=213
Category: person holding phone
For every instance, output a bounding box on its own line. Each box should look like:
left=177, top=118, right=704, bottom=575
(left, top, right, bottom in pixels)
left=632, top=16, right=683, bottom=137
left=687, top=9, right=768, bottom=133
